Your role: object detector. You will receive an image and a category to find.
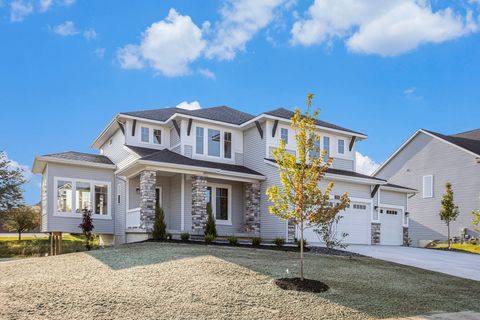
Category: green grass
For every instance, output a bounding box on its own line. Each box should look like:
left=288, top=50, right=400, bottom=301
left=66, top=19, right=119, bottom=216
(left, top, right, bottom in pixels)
left=432, top=243, right=480, bottom=254
left=0, top=233, right=82, bottom=242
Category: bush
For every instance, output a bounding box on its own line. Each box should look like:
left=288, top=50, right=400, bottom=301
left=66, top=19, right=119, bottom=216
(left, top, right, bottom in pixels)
left=471, top=238, right=478, bottom=245
left=204, top=234, right=215, bottom=244
left=251, top=237, right=262, bottom=246
left=204, top=203, right=217, bottom=237
left=180, top=232, right=190, bottom=241
left=295, top=238, right=308, bottom=248
left=227, top=235, right=238, bottom=245
left=274, top=237, right=285, bottom=247
left=166, top=232, right=172, bottom=240
left=152, top=206, right=167, bottom=240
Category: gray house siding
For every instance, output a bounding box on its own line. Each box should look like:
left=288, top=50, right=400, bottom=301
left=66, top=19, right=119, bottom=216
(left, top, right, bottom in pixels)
left=45, top=163, right=116, bottom=234
left=170, top=126, right=180, bottom=149
left=376, top=133, right=480, bottom=245
left=101, top=129, right=128, bottom=164
left=380, top=190, right=407, bottom=207
left=169, top=175, right=182, bottom=230
left=114, top=178, right=126, bottom=244
left=331, top=158, right=354, bottom=171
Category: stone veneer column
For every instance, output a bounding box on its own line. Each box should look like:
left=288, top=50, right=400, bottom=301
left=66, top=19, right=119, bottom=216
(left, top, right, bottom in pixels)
left=244, top=183, right=261, bottom=234
left=140, top=170, right=156, bottom=232
left=191, top=176, right=207, bottom=232
left=371, top=223, right=381, bottom=245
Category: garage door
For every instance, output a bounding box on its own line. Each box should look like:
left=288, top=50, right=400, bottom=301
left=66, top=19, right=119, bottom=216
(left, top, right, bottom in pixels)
left=301, top=202, right=371, bottom=245
left=380, top=208, right=403, bottom=245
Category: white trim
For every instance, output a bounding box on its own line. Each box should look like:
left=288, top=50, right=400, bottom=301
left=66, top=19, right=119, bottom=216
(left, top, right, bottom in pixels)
left=422, top=175, right=434, bottom=198
left=373, top=129, right=480, bottom=176
left=380, top=185, right=416, bottom=193
left=53, top=176, right=112, bottom=220
left=32, top=156, right=116, bottom=174
left=206, top=183, right=232, bottom=225
left=378, top=203, right=405, bottom=210
left=181, top=173, right=185, bottom=231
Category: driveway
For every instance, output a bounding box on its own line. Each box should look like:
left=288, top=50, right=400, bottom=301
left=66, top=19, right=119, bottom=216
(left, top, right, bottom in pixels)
left=345, top=245, right=480, bottom=281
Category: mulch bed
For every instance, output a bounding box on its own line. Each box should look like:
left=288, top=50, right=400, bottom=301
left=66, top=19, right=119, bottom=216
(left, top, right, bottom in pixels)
left=275, top=277, right=329, bottom=293
left=309, top=246, right=363, bottom=257
left=147, top=239, right=310, bottom=252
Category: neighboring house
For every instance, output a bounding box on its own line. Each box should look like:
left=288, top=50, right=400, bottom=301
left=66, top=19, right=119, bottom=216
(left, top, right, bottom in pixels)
left=32, top=106, right=414, bottom=246
left=374, top=129, right=480, bottom=246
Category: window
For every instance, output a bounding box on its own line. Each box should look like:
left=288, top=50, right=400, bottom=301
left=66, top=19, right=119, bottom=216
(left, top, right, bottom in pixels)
left=353, top=204, right=367, bottom=210
left=338, top=139, right=345, bottom=154
left=141, top=127, right=149, bottom=143
left=311, top=139, right=321, bottom=159
left=224, top=132, right=232, bottom=159
left=386, top=209, right=398, bottom=215
left=153, top=129, right=162, bottom=144
left=75, top=181, right=91, bottom=213
left=57, top=180, right=72, bottom=213
left=196, top=127, right=204, bottom=154
left=208, top=129, right=221, bottom=157
left=280, top=128, right=288, bottom=144
left=95, top=184, right=108, bottom=215
left=206, top=184, right=231, bottom=224
left=155, top=188, right=162, bottom=208
left=423, top=175, right=433, bottom=198
left=323, top=136, right=330, bottom=161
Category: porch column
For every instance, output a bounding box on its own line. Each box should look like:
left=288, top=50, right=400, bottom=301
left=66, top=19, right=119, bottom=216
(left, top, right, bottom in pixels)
left=140, top=170, right=156, bottom=232
left=244, top=182, right=261, bottom=234
left=191, top=175, right=207, bottom=232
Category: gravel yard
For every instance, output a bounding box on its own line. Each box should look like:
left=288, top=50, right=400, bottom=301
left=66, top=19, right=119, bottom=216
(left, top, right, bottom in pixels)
left=0, top=242, right=479, bottom=320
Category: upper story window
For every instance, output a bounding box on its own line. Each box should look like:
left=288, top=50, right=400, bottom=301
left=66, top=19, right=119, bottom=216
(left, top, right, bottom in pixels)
left=141, top=127, right=149, bottom=143
left=323, top=136, right=330, bottom=160
left=423, top=175, right=433, bottom=198
left=196, top=127, right=204, bottom=154
left=280, top=128, right=289, bottom=145
left=153, top=129, right=162, bottom=144
left=208, top=129, right=221, bottom=157
left=311, top=139, right=321, bottom=159
left=224, top=132, right=232, bottom=159
left=338, top=139, right=345, bottom=154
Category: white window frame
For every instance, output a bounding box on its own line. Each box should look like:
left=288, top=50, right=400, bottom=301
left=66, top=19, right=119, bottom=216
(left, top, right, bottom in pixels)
left=141, top=127, right=150, bottom=143
left=207, top=128, right=222, bottom=157
left=153, top=129, right=162, bottom=145
left=423, top=175, right=434, bottom=198
left=280, top=128, right=289, bottom=145
left=53, top=176, right=112, bottom=219
left=206, top=183, right=232, bottom=225
left=338, top=139, right=345, bottom=154
left=195, top=126, right=205, bottom=155
left=194, top=125, right=234, bottom=161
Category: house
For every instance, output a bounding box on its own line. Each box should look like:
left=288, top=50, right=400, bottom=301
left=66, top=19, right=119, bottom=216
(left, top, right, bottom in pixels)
left=374, top=129, right=480, bottom=247
left=31, top=105, right=414, bottom=246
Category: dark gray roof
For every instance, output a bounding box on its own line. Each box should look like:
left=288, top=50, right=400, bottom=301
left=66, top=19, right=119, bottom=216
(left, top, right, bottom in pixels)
left=125, top=145, right=160, bottom=157
left=140, top=149, right=263, bottom=176
left=451, top=128, right=480, bottom=141
left=43, top=151, right=114, bottom=165
left=424, top=129, right=480, bottom=156
left=264, top=158, right=385, bottom=182
left=264, top=108, right=366, bottom=136
left=121, top=106, right=255, bottom=125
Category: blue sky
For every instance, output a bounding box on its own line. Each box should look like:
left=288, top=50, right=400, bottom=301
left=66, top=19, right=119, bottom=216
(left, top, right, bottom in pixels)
left=1, top=0, right=480, bottom=205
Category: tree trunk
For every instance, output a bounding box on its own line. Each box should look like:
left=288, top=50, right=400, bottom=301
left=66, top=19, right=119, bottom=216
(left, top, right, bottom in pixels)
left=18, top=230, right=21, bottom=241
left=447, top=222, right=451, bottom=249
left=300, top=222, right=304, bottom=281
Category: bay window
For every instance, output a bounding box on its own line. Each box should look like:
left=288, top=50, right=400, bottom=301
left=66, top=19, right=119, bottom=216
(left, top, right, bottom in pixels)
left=54, top=177, right=110, bottom=217
left=206, top=184, right=231, bottom=224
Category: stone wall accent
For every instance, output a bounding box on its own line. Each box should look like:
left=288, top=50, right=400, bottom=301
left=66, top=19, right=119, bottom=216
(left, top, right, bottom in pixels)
left=140, top=170, right=157, bottom=231
left=287, top=221, right=296, bottom=242
left=371, top=223, right=381, bottom=245
left=403, top=227, right=410, bottom=246
left=191, top=176, right=207, bottom=232
left=244, top=183, right=261, bottom=234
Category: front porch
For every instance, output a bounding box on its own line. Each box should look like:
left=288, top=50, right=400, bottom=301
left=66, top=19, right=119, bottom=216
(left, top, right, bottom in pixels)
left=125, top=169, right=262, bottom=239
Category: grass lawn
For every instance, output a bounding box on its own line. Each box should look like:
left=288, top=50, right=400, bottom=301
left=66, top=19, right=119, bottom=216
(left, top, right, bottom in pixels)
left=0, top=242, right=479, bottom=320
left=432, top=243, right=480, bottom=254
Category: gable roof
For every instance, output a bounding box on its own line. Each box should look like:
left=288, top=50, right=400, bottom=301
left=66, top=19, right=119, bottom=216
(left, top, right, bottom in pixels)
left=451, top=128, right=480, bottom=141
left=121, top=106, right=255, bottom=125
left=42, top=151, right=114, bottom=165
left=32, top=151, right=115, bottom=174
left=264, top=108, right=367, bottom=137
left=373, top=129, right=480, bottom=176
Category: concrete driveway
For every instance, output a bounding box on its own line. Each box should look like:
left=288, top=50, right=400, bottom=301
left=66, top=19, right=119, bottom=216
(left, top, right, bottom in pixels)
left=345, top=245, right=480, bottom=281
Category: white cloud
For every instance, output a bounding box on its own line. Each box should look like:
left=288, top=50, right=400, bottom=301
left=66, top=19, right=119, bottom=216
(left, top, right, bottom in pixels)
left=117, top=8, right=206, bottom=77
left=205, top=0, right=286, bottom=60
left=39, top=0, right=52, bottom=12
left=198, top=68, right=216, bottom=79
left=404, top=86, right=423, bottom=100
left=52, top=21, right=79, bottom=36
left=355, top=151, right=380, bottom=175
left=83, top=28, right=97, bottom=40
left=176, top=101, right=202, bottom=110
left=5, top=153, right=32, bottom=181
left=94, top=47, right=106, bottom=59
left=291, top=0, right=479, bottom=56
left=10, top=0, right=34, bottom=22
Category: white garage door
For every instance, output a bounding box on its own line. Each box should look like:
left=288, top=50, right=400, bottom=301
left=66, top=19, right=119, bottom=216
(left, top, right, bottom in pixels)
left=380, top=208, right=403, bottom=245
left=301, top=202, right=371, bottom=245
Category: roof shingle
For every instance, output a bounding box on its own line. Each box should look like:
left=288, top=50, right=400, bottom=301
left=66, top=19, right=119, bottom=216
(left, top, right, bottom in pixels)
left=424, top=129, right=480, bottom=156
left=43, top=151, right=114, bottom=165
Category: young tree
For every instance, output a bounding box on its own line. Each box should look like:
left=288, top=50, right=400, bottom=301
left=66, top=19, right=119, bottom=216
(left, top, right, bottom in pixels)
left=314, top=215, right=349, bottom=251
left=152, top=205, right=167, bottom=240
left=472, top=209, right=480, bottom=232
left=4, top=206, right=39, bottom=240
left=204, top=202, right=217, bottom=238
left=79, top=209, right=94, bottom=250
left=0, top=151, right=26, bottom=213
left=266, top=94, right=350, bottom=281
left=439, top=182, right=459, bottom=249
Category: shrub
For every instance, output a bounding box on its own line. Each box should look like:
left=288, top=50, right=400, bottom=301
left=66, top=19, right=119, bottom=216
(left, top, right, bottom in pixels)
left=180, top=232, right=190, bottom=241
left=204, top=203, right=217, bottom=237
left=251, top=237, right=262, bottom=246
left=227, top=235, right=238, bottom=245
left=152, top=206, right=167, bottom=240
left=295, top=238, right=308, bottom=248
left=78, top=209, right=94, bottom=251
left=471, top=238, right=478, bottom=245
left=274, top=237, right=285, bottom=247
left=166, top=232, right=172, bottom=240
left=204, top=234, right=215, bottom=244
